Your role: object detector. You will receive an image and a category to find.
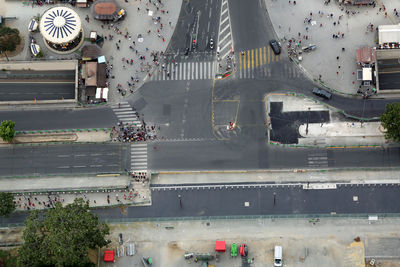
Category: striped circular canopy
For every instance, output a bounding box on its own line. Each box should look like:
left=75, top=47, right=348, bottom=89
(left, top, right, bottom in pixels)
left=40, top=7, right=81, bottom=44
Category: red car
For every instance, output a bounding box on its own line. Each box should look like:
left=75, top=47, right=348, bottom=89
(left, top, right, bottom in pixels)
left=240, top=244, right=248, bottom=257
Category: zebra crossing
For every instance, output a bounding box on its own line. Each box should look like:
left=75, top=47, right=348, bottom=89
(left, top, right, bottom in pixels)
left=307, top=150, right=329, bottom=168
left=237, top=45, right=301, bottom=79
left=111, top=101, right=142, bottom=126
left=150, top=61, right=215, bottom=81
left=217, top=0, right=234, bottom=60
left=131, top=143, right=147, bottom=172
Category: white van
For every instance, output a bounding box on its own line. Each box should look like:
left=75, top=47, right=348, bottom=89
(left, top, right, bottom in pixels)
left=274, top=246, right=282, bottom=267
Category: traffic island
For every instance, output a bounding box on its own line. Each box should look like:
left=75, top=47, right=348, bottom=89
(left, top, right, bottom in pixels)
left=0, top=130, right=111, bottom=145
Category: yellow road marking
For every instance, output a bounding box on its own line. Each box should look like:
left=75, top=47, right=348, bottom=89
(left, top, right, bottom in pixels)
left=259, top=47, right=262, bottom=66
left=267, top=46, right=270, bottom=64
left=239, top=53, right=242, bottom=70
left=251, top=49, right=254, bottom=69
left=247, top=50, right=251, bottom=69
left=255, top=48, right=258, bottom=67
left=263, top=46, right=266, bottom=65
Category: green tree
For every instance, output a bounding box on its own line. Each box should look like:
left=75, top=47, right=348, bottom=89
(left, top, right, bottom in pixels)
left=17, top=198, right=109, bottom=267
left=0, top=120, right=16, bottom=142
left=0, top=192, right=16, bottom=217
left=380, top=103, right=400, bottom=142
left=0, top=26, right=21, bottom=53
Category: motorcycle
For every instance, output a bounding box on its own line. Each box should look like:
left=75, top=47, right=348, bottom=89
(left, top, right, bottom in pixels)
left=209, top=38, right=214, bottom=50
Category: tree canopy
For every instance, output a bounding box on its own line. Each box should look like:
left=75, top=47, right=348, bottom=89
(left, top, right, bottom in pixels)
left=0, top=120, right=16, bottom=142
left=0, top=26, right=21, bottom=53
left=380, top=103, right=400, bottom=142
left=0, top=192, right=16, bottom=217
left=17, top=198, right=109, bottom=267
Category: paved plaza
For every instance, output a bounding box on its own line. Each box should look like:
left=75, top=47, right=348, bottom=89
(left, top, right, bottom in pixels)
left=1, top=0, right=182, bottom=104
left=266, top=0, right=400, bottom=96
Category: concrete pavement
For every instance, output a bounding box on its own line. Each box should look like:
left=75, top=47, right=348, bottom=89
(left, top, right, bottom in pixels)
left=0, top=175, right=151, bottom=211
left=151, top=169, right=400, bottom=185
left=265, top=0, right=400, bottom=96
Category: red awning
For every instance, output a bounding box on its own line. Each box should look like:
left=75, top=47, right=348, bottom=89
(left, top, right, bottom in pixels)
left=104, top=250, right=115, bottom=262
left=215, top=240, right=226, bottom=252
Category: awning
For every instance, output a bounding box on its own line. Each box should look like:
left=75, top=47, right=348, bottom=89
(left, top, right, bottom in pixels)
left=215, top=240, right=226, bottom=252
left=362, top=67, right=372, bottom=81
left=96, top=87, right=108, bottom=101
left=28, top=19, right=38, bottom=32
left=378, top=25, right=400, bottom=44
left=30, top=43, right=40, bottom=56
left=98, top=55, right=106, bottom=63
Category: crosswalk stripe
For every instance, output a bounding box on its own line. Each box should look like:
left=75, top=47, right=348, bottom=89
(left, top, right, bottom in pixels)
left=183, top=62, right=186, bottom=80
left=255, top=48, right=258, bottom=67
left=208, top=62, right=211, bottom=79
left=247, top=50, right=250, bottom=69
left=263, top=46, right=266, bottom=65
left=194, top=62, right=197, bottom=80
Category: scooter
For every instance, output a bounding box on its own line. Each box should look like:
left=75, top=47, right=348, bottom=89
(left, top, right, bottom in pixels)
left=209, top=38, right=214, bottom=50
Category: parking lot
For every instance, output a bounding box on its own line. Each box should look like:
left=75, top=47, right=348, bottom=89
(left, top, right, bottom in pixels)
left=97, top=217, right=400, bottom=267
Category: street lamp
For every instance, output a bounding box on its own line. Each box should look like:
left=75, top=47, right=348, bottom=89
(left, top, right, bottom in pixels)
left=178, top=194, right=182, bottom=208
left=306, top=107, right=311, bottom=135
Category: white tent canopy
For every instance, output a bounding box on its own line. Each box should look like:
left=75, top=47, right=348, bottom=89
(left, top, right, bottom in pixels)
left=378, top=24, right=400, bottom=44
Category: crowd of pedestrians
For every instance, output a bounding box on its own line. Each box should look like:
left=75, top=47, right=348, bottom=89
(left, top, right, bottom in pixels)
left=91, top=0, right=174, bottom=99
left=112, top=121, right=157, bottom=142
left=13, top=187, right=149, bottom=211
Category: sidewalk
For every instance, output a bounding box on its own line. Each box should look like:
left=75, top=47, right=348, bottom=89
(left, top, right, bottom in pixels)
left=152, top=169, right=400, bottom=185
left=2, top=0, right=183, bottom=104
left=0, top=175, right=151, bottom=211
left=265, top=0, right=400, bottom=96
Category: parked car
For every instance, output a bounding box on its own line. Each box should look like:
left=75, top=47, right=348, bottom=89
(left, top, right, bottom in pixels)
left=274, top=246, right=283, bottom=267
left=231, top=243, right=237, bottom=257
left=269, top=39, right=281, bottom=55
left=312, top=87, right=332, bottom=100
left=240, top=243, right=248, bottom=257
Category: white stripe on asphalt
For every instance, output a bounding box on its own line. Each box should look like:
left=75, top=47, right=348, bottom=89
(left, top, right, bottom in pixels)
left=183, top=62, right=186, bottom=80
left=219, top=24, right=230, bottom=35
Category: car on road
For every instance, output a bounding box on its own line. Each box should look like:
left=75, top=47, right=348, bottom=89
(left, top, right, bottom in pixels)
left=209, top=38, right=214, bottom=50
left=269, top=39, right=281, bottom=55
left=312, top=87, right=332, bottom=100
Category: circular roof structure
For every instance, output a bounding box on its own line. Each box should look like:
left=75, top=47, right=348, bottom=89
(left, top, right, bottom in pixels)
left=40, top=7, right=81, bottom=44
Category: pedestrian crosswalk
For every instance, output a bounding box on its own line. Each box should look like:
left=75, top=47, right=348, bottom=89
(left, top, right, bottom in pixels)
left=131, top=143, right=147, bottom=172
left=238, top=62, right=301, bottom=80
left=111, top=101, right=142, bottom=126
left=150, top=61, right=215, bottom=81
left=307, top=150, right=329, bottom=168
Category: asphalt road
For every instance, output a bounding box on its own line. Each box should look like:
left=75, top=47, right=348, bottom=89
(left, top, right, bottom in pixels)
left=166, top=0, right=221, bottom=53
left=0, top=144, right=129, bottom=176
left=0, top=107, right=117, bottom=131
left=2, top=183, right=400, bottom=224
left=148, top=139, right=400, bottom=171
left=0, top=82, right=75, bottom=101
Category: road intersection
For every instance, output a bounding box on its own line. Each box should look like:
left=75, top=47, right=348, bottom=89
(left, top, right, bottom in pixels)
left=1, top=0, right=400, bottom=225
